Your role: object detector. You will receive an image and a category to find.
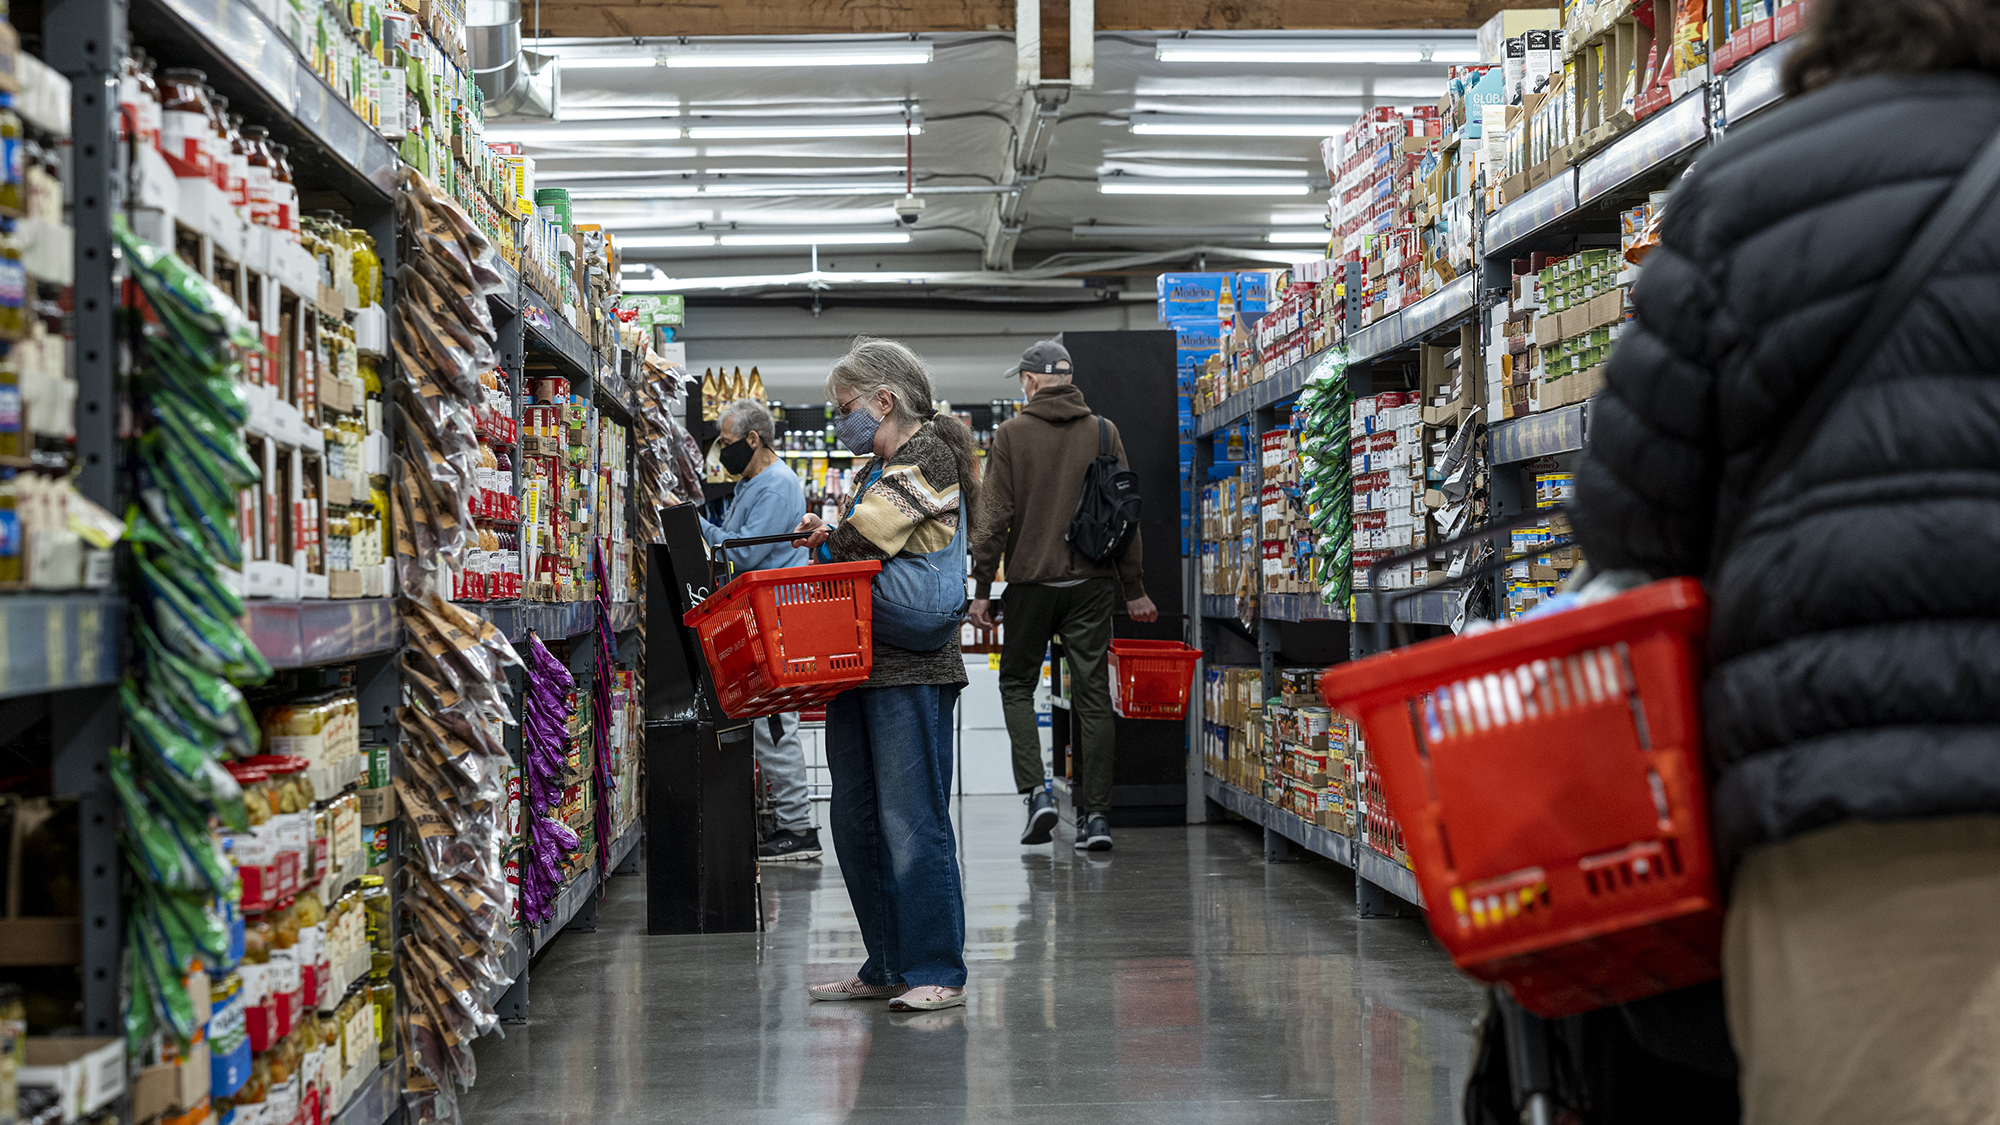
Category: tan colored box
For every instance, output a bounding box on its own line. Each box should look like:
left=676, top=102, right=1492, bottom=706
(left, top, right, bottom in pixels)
left=132, top=1039, right=208, bottom=1124
left=328, top=570, right=363, bottom=599
left=358, top=786, right=397, bottom=825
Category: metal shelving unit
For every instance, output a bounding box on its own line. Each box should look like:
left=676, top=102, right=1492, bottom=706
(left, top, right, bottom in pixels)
left=245, top=598, right=401, bottom=667
left=1185, top=40, right=1803, bottom=926
left=1491, top=402, right=1590, bottom=464
left=0, top=595, right=124, bottom=699
left=525, top=313, right=597, bottom=381
left=329, top=1059, right=407, bottom=1125
left=490, top=817, right=644, bottom=1022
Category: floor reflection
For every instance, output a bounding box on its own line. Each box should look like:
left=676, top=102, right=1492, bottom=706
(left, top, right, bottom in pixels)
left=461, top=795, right=1483, bottom=1124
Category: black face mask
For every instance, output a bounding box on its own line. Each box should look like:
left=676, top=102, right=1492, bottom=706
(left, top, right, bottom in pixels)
left=720, top=437, right=756, bottom=476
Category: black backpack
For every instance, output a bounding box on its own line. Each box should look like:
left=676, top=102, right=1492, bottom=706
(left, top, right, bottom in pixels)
left=1066, top=417, right=1141, bottom=562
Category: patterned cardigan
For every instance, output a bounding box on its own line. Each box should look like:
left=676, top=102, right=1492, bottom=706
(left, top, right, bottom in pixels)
left=827, top=423, right=969, bottom=689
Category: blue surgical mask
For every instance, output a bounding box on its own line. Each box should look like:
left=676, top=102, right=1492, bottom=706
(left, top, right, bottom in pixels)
left=837, top=400, right=882, bottom=455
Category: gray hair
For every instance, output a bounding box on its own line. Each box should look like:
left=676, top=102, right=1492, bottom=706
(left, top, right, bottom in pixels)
left=718, top=398, right=775, bottom=447
left=826, top=336, right=984, bottom=522
left=825, top=337, right=936, bottom=429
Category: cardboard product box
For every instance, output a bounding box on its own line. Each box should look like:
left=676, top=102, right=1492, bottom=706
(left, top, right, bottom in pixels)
left=22, top=1038, right=124, bottom=1122
left=357, top=785, right=396, bottom=825
left=131, top=1038, right=210, bottom=1124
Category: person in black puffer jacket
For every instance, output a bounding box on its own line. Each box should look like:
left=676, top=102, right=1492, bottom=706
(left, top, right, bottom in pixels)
left=1571, top=3, right=2000, bottom=1122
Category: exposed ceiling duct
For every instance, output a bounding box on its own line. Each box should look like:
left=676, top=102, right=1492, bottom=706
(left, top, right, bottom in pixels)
left=469, top=0, right=560, bottom=120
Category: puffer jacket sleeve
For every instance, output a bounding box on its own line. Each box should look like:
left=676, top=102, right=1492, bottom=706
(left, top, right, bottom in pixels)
left=1572, top=191, right=1732, bottom=579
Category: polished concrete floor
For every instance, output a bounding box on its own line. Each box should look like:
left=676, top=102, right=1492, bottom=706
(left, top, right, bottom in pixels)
left=460, top=796, right=1484, bottom=1124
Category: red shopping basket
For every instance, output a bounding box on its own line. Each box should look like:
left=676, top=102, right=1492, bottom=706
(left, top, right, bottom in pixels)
left=1109, top=639, right=1200, bottom=720
left=682, top=560, right=881, bottom=718
left=1319, top=577, right=1722, bottom=1017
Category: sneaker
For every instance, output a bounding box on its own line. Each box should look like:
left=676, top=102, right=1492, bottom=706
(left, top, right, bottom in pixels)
left=808, top=976, right=902, bottom=1001
left=1074, top=814, right=1112, bottom=852
left=889, top=985, right=966, bottom=1011
left=1020, top=788, right=1058, bottom=845
left=760, top=827, right=822, bottom=862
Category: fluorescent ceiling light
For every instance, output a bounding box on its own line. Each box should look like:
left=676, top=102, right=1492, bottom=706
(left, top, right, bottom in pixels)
left=557, top=56, right=658, bottom=69
left=718, top=232, right=912, bottom=247
left=1268, top=230, right=1330, bottom=244
left=1099, top=181, right=1313, bottom=196
left=566, top=185, right=707, bottom=199
left=665, top=45, right=932, bottom=68
left=687, top=122, right=922, bottom=140
left=565, top=183, right=929, bottom=200
left=484, top=123, right=685, bottom=143
left=1131, top=114, right=1352, bottom=138
left=619, top=235, right=719, bottom=248
left=1156, top=40, right=1479, bottom=65
left=620, top=262, right=651, bottom=273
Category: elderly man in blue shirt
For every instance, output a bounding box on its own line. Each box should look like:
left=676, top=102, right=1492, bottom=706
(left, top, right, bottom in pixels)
left=700, top=398, right=821, bottom=862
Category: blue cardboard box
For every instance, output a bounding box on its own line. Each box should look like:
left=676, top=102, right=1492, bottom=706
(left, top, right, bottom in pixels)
left=1158, top=273, right=1234, bottom=321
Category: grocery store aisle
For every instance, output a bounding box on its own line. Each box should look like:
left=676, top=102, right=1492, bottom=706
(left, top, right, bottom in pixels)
left=461, top=796, right=1483, bottom=1123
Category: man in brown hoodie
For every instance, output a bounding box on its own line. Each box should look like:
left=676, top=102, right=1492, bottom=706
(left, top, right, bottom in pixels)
left=969, top=341, right=1157, bottom=852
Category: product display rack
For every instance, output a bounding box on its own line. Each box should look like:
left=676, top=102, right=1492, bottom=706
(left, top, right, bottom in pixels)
left=1181, top=9, right=1804, bottom=916
left=5, top=0, right=652, bottom=1109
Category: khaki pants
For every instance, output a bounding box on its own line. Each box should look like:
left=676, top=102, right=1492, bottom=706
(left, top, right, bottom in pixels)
left=1726, top=815, right=2000, bottom=1125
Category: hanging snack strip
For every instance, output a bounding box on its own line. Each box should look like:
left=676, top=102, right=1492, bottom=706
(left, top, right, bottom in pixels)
left=517, top=631, right=578, bottom=924
left=112, top=214, right=271, bottom=1055
left=589, top=543, right=617, bottom=873
left=396, top=593, right=520, bottom=1125
left=632, top=359, right=706, bottom=542
left=1295, top=358, right=1355, bottom=608
left=393, top=167, right=518, bottom=1125
left=391, top=167, right=510, bottom=604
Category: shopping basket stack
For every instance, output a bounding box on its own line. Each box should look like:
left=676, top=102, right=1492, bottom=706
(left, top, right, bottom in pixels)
left=683, top=560, right=881, bottom=718
left=1320, top=577, right=1723, bottom=1017
left=1108, top=639, right=1201, bottom=720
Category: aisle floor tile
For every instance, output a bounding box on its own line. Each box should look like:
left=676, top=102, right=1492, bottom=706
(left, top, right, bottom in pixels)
left=460, top=795, right=1483, bottom=1123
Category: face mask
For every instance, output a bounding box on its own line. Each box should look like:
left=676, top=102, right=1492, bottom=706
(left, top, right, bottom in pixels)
left=719, top=437, right=755, bottom=476
left=837, top=399, right=883, bottom=456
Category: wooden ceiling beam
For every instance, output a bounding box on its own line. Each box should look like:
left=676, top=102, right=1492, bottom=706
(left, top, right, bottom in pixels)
left=527, top=0, right=1519, bottom=44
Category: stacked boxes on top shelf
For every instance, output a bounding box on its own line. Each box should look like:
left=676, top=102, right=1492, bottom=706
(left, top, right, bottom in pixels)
left=1160, top=271, right=1232, bottom=552
left=1712, top=0, right=1812, bottom=74
left=1326, top=108, right=1441, bottom=323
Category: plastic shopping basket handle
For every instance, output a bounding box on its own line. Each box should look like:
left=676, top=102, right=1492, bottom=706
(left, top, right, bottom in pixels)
left=720, top=532, right=815, bottom=549
left=1365, top=506, right=1573, bottom=653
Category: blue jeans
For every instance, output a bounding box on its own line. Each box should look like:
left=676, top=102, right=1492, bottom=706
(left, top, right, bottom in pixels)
left=826, top=683, right=966, bottom=988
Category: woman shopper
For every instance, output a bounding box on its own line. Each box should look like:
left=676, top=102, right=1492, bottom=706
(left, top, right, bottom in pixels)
left=1571, top=2, right=2000, bottom=1121
left=792, top=337, right=977, bottom=1013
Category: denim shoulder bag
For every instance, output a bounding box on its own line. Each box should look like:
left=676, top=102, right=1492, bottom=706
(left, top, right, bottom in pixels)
left=851, top=460, right=968, bottom=651
left=870, top=494, right=969, bottom=651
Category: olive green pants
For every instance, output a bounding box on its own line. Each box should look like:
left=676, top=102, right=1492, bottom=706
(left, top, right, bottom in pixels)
left=998, top=579, right=1115, bottom=816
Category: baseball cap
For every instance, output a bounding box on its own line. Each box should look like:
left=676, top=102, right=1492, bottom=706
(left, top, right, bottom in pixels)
left=1015, top=340, right=1072, bottom=378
